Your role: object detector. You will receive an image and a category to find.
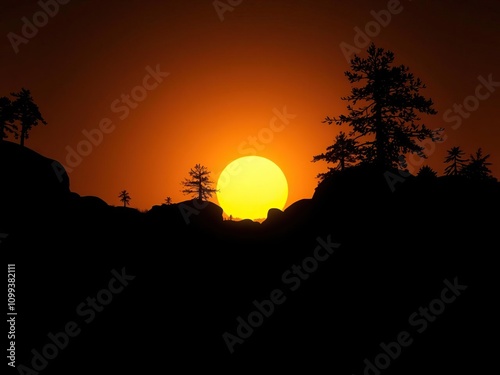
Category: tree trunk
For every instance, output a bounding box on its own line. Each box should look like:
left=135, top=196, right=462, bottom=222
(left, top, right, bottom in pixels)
left=20, top=128, right=26, bottom=147
left=375, top=125, right=386, bottom=170
left=373, top=78, right=387, bottom=170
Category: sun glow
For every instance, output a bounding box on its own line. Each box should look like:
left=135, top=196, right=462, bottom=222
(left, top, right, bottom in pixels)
left=216, top=156, right=288, bottom=221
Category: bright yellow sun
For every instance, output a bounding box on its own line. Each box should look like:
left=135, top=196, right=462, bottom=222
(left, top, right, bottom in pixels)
left=216, top=156, right=288, bottom=221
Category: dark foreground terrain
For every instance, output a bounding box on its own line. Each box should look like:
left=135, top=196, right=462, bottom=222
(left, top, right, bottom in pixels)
left=1, top=141, right=498, bottom=373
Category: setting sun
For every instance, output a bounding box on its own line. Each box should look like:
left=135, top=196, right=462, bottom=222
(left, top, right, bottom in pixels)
left=216, top=156, right=288, bottom=220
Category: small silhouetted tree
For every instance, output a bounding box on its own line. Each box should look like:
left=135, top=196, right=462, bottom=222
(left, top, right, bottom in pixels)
left=322, top=43, right=442, bottom=171
left=461, top=148, right=494, bottom=181
left=181, top=164, right=218, bottom=201
left=312, top=131, right=360, bottom=180
left=444, top=146, right=468, bottom=176
left=0, top=96, right=16, bottom=141
left=164, top=196, right=173, bottom=205
left=10, top=88, right=47, bottom=147
left=417, top=165, right=438, bottom=180
left=118, top=190, right=131, bottom=207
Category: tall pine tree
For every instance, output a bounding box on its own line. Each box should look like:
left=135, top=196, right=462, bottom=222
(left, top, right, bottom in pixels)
left=322, top=43, right=442, bottom=171
left=181, top=164, right=218, bottom=201
left=10, top=88, right=47, bottom=147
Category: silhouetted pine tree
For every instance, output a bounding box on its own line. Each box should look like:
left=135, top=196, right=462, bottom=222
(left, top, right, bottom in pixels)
left=10, top=88, right=47, bottom=147
left=417, top=165, right=438, bottom=180
left=461, top=148, right=494, bottom=181
left=181, top=164, right=218, bottom=201
left=444, top=146, right=468, bottom=176
left=322, top=43, right=442, bottom=171
left=118, top=190, right=131, bottom=207
left=312, top=131, right=359, bottom=180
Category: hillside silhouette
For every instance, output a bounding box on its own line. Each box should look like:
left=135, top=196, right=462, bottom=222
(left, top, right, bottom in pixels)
left=1, top=140, right=498, bottom=373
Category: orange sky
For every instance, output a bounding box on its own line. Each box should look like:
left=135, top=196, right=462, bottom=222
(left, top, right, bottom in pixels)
left=1, top=0, right=499, bottom=213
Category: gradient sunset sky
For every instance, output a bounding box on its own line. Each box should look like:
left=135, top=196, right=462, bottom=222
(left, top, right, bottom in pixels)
left=1, top=0, right=499, bottom=212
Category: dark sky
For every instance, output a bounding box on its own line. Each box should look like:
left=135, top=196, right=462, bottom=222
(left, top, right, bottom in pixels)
left=1, top=0, right=499, bottom=211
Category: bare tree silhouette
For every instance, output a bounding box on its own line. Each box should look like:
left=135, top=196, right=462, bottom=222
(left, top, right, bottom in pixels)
left=181, top=164, right=218, bottom=201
